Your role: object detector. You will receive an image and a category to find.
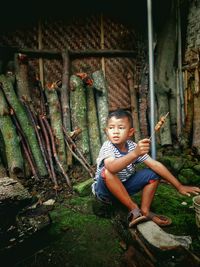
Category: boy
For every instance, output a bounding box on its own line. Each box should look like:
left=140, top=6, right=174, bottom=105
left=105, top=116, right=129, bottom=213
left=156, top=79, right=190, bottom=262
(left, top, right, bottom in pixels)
left=92, top=109, right=200, bottom=227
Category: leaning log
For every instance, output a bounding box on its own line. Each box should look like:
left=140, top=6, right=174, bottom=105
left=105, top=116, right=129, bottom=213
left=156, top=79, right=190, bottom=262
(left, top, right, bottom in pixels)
left=61, top=51, right=72, bottom=166
left=86, top=85, right=101, bottom=165
left=0, top=74, right=47, bottom=177
left=14, top=53, right=32, bottom=102
left=92, top=70, right=109, bottom=144
left=139, top=65, right=149, bottom=138
left=192, top=93, right=200, bottom=155
left=0, top=87, right=23, bottom=177
left=61, top=50, right=71, bottom=132
left=154, top=2, right=176, bottom=145
left=45, top=83, right=68, bottom=171
left=70, top=75, right=90, bottom=162
left=127, top=72, right=141, bottom=142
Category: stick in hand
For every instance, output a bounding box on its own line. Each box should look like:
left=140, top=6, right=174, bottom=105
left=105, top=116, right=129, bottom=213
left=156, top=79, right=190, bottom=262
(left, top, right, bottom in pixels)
left=149, top=112, right=169, bottom=140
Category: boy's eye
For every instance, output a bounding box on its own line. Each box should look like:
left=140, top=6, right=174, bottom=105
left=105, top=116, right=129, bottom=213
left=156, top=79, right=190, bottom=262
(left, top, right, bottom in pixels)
left=119, top=127, right=125, bottom=130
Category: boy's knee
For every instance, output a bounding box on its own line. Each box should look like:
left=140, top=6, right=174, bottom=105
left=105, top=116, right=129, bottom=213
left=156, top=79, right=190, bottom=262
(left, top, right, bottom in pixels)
left=101, top=168, right=114, bottom=182
left=148, top=179, right=160, bottom=185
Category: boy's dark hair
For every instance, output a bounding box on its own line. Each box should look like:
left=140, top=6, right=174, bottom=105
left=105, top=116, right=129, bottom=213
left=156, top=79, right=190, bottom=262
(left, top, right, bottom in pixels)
left=107, top=109, right=134, bottom=128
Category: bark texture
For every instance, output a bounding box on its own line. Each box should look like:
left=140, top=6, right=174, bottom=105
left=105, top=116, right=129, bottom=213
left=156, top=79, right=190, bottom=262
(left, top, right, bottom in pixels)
left=0, top=75, right=47, bottom=177
left=15, top=54, right=32, bottom=102
left=127, top=72, right=141, bottom=142
left=0, top=87, right=23, bottom=176
left=154, top=2, right=177, bottom=145
left=92, top=70, right=109, bottom=144
left=45, top=85, right=68, bottom=171
left=86, top=85, right=101, bottom=165
left=192, top=93, right=200, bottom=154
left=70, top=75, right=90, bottom=161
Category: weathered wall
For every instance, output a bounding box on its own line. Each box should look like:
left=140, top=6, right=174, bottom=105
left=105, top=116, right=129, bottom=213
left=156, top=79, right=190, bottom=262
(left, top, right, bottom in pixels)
left=185, top=0, right=200, bottom=61
left=0, top=16, right=146, bottom=111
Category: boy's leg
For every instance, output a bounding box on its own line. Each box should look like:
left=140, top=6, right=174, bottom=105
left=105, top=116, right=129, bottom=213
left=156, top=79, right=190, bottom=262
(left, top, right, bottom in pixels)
left=140, top=180, right=159, bottom=215
left=124, top=168, right=171, bottom=226
left=141, top=181, right=172, bottom=225
left=103, top=168, right=138, bottom=211
left=123, top=168, right=160, bottom=212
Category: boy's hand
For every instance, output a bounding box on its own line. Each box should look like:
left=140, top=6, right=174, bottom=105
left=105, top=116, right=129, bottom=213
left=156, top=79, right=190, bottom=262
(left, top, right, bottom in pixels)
left=135, top=138, right=150, bottom=156
left=178, top=185, right=200, bottom=197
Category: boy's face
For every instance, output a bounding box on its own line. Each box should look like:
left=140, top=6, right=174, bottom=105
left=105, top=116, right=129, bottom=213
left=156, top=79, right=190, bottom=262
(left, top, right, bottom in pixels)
left=105, top=116, right=134, bottom=145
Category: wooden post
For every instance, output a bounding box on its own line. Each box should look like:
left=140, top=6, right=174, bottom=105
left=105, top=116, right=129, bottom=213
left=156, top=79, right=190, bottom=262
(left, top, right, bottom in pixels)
left=127, top=72, right=141, bottom=142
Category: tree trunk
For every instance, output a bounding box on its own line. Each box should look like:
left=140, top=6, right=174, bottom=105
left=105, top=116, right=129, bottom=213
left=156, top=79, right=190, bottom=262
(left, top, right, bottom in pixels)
left=0, top=74, right=47, bottom=177
left=70, top=75, right=90, bottom=162
left=127, top=72, right=141, bottom=142
left=92, top=70, right=109, bottom=144
left=45, top=84, right=68, bottom=171
left=14, top=54, right=32, bottom=102
left=61, top=50, right=72, bottom=166
left=139, top=65, right=149, bottom=138
left=0, top=88, right=23, bottom=177
left=154, top=2, right=177, bottom=145
left=86, top=85, right=101, bottom=165
left=192, top=93, right=200, bottom=155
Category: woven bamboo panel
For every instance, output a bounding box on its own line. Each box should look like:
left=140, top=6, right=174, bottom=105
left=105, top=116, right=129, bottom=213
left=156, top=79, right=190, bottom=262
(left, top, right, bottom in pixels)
left=0, top=15, right=140, bottom=110
left=105, top=57, right=135, bottom=110
left=0, top=26, right=40, bottom=80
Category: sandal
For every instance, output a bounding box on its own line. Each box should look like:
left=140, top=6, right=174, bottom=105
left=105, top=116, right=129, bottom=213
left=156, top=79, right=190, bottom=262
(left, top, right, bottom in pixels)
left=146, top=211, right=172, bottom=226
left=128, top=208, right=147, bottom=228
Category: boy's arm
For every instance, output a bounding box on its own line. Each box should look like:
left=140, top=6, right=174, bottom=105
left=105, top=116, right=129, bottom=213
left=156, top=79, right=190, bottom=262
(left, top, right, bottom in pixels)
left=144, top=157, right=200, bottom=196
left=104, top=138, right=150, bottom=173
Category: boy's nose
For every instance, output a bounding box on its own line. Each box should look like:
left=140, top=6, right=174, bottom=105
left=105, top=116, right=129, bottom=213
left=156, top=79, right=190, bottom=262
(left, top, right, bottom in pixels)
left=113, top=127, right=119, bottom=133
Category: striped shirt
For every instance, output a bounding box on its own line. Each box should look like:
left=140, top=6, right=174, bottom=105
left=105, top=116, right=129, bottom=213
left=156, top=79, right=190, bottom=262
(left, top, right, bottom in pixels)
left=94, top=140, right=149, bottom=182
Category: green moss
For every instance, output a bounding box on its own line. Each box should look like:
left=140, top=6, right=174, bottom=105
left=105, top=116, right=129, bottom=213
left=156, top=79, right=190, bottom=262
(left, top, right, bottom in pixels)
left=130, top=183, right=200, bottom=255
left=20, top=195, right=123, bottom=267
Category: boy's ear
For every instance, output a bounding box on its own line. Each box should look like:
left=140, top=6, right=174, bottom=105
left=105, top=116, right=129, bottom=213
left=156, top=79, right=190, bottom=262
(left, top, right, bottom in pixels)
left=128, top=128, right=135, bottom=137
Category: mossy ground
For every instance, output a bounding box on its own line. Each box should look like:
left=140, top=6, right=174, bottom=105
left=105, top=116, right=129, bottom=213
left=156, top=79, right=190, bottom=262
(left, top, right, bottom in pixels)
left=3, top=181, right=200, bottom=267
left=133, top=183, right=200, bottom=255
left=12, top=195, right=124, bottom=267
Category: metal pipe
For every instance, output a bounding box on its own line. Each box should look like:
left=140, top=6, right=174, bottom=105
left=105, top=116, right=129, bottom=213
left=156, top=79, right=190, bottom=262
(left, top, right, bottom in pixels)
left=147, top=0, right=156, bottom=159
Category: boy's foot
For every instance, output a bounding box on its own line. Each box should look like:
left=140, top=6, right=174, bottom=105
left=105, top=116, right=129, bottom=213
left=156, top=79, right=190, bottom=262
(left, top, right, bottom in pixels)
left=128, top=208, right=147, bottom=228
left=146, top=211, right=172, bottom=226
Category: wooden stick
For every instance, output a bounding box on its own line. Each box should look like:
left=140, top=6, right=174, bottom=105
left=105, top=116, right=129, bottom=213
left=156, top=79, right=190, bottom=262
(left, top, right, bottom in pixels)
left=42, top=116, right=72, bottom=189
left=22, top=99, right=52, bottom=182
left=64, top=136, right=94, bottom=178
left=63, top=126, right=95, bottom=176
left=12, top=115, right=39, bottom=180
left=38, top=115, right=58, bottom=188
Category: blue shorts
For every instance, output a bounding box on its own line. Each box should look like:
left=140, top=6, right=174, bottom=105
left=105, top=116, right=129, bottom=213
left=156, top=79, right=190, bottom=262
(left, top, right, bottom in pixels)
left=93, top=168, right=160, bottom=204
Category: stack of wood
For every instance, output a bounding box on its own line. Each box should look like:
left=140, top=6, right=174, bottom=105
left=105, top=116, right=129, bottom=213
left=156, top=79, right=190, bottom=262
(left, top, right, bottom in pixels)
left=0, top=53, right=109, bottom=191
